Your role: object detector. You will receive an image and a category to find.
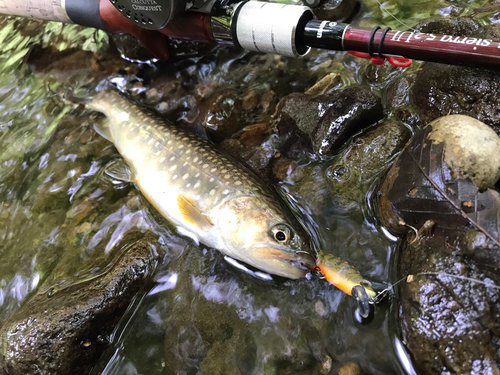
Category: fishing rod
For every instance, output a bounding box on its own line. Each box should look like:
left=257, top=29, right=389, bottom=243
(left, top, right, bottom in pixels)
left=1, top=0, right=499, bottom=69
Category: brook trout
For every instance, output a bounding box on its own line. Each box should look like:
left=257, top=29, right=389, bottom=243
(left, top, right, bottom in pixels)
left=89, top=91, right=317, bottom=278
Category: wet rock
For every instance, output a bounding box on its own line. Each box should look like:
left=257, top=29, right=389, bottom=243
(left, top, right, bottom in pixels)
left=385, top=70, right=419, bottom=126
left=338, top=362, right=360, bottom=375
left=275, top=86, right=384, bottom=158
left=0, top=233, right=159, bottom=375
left=411, top=63, right=500, bottom=133
left=408, top=20, right=500, bottom=133
left=413, top=17, right=481, bottom=36
left=238, top=122, right=270, bottom=148
left=146, top=75, right=185, bottom=106
left=198, top=89, right=243, bottom=143
left=313, top=0, right=359, bottom=22
left=397, top=236, right=500, bottom=375
left=110, top=34, right=157, bottom=63
left=217, top=120, right=278, bottom=179
left=272, top=157, right=299, bottom=181
left=281, top=119, right=410, bottom=216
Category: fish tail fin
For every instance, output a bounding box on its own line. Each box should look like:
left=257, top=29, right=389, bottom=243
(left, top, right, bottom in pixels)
left=64, top=90, right=92, bottom=106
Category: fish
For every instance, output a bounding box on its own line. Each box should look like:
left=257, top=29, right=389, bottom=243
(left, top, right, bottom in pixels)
left=88, top=91, right=317, bottom=278
left=316, top=252, right=377, bottom=317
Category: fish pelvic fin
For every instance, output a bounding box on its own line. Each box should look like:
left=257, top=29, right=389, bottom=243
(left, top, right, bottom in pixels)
left=177, top=194, right=214, bottom=230
left=104, top=158, right=134, bottom=183
left=93, top=119, right=114, bottom=143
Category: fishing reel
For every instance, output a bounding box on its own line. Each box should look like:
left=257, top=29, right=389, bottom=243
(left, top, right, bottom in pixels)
left=107, top=0, right=326, bottom=30
left=108, top=0, right=210, bottom=31
left=105, top=0, right=317, bottom=58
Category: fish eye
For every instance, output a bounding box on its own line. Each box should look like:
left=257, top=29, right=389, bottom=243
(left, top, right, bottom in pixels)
left=272, top=224, right=292, bottom=243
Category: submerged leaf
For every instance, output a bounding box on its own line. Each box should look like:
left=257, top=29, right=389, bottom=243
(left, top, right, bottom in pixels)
left=378, top=124, right=500, bottom=254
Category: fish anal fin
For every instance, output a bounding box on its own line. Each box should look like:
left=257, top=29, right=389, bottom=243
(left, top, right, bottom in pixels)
left=177, top=194, right=214, bottom=230
left=104, top=158, right=135, bottom=183
left=93, top=119, right=114, bottom=143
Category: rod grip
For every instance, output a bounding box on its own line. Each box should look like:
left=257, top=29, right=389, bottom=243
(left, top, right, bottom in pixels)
left=66, top=0, right=106, bottom=30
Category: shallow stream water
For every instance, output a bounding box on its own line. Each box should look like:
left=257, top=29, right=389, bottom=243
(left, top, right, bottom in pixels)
left=0, top=1, right=498, bottom=374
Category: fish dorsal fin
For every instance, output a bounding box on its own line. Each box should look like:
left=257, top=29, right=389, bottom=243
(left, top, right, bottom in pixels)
left=177, top=194, right=214, bottom=230
left=104, top=158, right=135, bottom=183
left=93, top=119, right=114, bottom=143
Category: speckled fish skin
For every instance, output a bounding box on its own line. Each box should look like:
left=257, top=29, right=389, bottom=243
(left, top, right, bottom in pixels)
left=89, top=91, right=317, bottom=278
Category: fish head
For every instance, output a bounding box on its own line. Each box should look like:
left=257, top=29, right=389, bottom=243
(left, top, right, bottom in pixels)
left=217, top=196, right=317, bottom=279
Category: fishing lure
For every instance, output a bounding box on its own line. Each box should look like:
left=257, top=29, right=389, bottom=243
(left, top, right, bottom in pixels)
left=314, top=252, right=377, bottom=318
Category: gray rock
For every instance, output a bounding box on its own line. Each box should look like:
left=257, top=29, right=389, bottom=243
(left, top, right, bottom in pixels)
left=427, top=115, right=500, bottom=190
left=0, top=233, right=159, bottom=375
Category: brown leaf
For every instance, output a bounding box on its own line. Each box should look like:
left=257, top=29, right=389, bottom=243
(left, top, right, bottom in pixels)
left=378, top=125, right=500, bottom=250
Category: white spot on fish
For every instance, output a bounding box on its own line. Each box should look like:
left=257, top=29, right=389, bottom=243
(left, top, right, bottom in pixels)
left=186, top=183, right=191, bottom=188
left=221, top=169, right=227, bottom=174
left=224, top=174, right=231, bottom=179
left=210, top=168, right=217, bottom=173
left=169, top=165, right=177, bottom=171
left=173, top=174, right=178, bottom=180
left=235, top=181, right=242, bottom=186
left=195, top=172, right=200, bottom=178
left=169, top=156, right=175, bottom=161
left=209, top=178, right=215, bottom=182
left=209, top=189, right=216, bottom=196
left=214, top=197, right=219, bottom=204
left=148, top=139, right=154, bottom=145
left=193, top=157, right=199, bottom=163
left=194, top=181, right=200, bottom=189
left=160, top=157, right=166, bottom=163
left=115, top=111, right=130, bottom=122
left=178, top=145, right=184, bottom=149
left=135, top=136, right=141, bottom=141
left=203, top=164, right=209, bottom=169
left=182, top=173, right=189, bottom=180
left=155, top=142, right=161, bottom=148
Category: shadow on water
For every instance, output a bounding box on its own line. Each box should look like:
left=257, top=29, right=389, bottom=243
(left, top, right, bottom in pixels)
left=0, top=1, right=493, bottom=373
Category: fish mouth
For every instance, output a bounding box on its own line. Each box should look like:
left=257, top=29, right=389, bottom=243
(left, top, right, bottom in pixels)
left=252, top=246, right=317, bottom=279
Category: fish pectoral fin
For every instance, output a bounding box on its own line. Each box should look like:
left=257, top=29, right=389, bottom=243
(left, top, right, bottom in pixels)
left=104, top=158, right=135, bottom=183
left=177, top=194, right=214, bottom=230
left=93, top=119, right=114, bottom=143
